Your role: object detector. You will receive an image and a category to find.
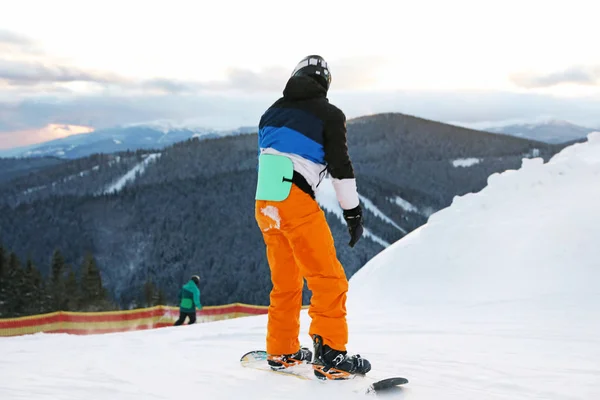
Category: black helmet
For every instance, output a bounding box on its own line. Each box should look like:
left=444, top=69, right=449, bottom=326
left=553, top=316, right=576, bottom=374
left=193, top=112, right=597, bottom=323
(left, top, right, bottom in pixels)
left=291, top=55, right=331, bottom=90
left=191, top=275, right=200, bottom=286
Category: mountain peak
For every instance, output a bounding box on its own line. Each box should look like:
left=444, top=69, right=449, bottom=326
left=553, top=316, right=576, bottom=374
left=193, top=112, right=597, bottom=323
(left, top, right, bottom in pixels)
left=484, top=119, right=593, bottom=144
left=0, top=123, right=257, bottom=159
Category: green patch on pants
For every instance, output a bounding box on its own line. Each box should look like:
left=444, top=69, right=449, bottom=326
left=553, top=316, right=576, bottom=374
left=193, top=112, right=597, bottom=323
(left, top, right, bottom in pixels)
left=255, top=154, right=294, bottom=202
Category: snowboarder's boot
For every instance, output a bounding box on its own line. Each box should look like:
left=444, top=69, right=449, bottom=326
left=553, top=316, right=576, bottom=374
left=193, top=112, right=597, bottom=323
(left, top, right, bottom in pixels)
left=267, top=347, right=312, bottom=370
left=311, top=334, right=372, bottom=380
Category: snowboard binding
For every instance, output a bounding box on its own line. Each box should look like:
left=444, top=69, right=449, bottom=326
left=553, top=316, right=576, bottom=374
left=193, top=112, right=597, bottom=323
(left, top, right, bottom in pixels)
left=312, top=334, right=354, bottom=380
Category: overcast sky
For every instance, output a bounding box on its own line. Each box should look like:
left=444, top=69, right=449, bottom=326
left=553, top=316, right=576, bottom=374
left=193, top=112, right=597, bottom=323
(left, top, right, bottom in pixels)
left=1, top=0, right=599, bottom=149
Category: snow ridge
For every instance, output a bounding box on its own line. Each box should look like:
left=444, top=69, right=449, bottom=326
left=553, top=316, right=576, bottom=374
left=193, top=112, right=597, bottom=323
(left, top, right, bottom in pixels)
left=104, top=153, right=161, bottom=194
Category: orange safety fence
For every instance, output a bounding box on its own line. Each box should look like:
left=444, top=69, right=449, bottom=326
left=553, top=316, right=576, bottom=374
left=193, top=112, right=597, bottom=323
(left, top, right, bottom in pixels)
left=0, top=303, right=271, bottom=337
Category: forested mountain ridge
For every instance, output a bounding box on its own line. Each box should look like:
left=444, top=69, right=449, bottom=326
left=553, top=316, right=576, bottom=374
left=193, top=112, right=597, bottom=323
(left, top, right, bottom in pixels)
left=0, top=112, right=567, bottom=310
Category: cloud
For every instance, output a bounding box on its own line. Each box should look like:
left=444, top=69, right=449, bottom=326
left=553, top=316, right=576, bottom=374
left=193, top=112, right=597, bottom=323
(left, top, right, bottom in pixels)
left=210, top=56, right=389, bottom=92
left=510, top=65, right=600, bottom=88
left=0, top=59, right=127, bottom=86
left=329, top=56, right=389, bottom=90
left=0, top=92, right=276, bottom=135
left=141, top=78, right=203, bottom=94
left=331, top=89, right=600, bottom=130
left=0, top=29, right=33, bottom=45
left=218, top=66, right=289, bottom=91
left=0, top=124, right=94, bottom=150
left=0, top=29, right=34, bottom=47
left=0, top=60, right=284, bottom=95
left=0, top=29, right=127, bottom=91
left=0, top=54, right=397, bottom=142
left=0, top=29, right=43, bottom=56
left=2, top=88, right=600, bottom=151
left=1, top=61, right=383, bottom=96
left=1, top=29, right=390, bottom=97
left=136, top=60, right=382, bottom=95
left=1, top=30, right=598, bottom=145
left=1, top=88, right=600, bottom=137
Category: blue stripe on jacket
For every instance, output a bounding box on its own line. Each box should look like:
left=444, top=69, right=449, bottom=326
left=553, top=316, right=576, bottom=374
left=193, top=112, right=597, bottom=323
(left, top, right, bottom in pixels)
left=259, top=126, right=325, bottom=164
left=259, top=107, right=325, bottom=164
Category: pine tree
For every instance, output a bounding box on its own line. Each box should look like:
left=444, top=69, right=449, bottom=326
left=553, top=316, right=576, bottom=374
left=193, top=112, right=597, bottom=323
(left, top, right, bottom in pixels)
left=30, top=259, right=48, bottom=314
left=4, top=252, right=24, bottom=317
left=50, top=249, right=66, bottom=311
left=157, top=288, right=167, bottom=306
left=143, top=279, right=156, bottom=307
left=0, top=242, right=5, bottom=282
left=0, top=243, right=6, bottom=316
left=64, top=264, right=80, bottom=311
left=51, top=249, right=65, bottom=285
left=20, top=257, right=48, bottom=316
left=80, top=253, right=109, bottom=311
left=22, top=258, right=36, bottom=315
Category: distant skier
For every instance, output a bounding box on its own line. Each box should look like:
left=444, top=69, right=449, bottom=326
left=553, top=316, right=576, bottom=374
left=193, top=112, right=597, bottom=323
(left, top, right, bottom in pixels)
left=174, top=275, right=202, bottom=325
left=254, top=55, right=370, bottom=379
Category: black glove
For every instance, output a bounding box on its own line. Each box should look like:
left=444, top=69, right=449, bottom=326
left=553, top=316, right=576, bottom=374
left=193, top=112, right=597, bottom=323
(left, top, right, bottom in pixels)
left=343, top=205, right=363, bottom=248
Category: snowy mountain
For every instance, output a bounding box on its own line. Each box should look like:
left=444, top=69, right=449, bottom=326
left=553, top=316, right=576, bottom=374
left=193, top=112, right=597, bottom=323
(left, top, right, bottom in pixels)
left=485, top=119, right=594, bottom=144
left=1, top=131, right=598, bottom=400
left=0, top=123, right=257, bottom=159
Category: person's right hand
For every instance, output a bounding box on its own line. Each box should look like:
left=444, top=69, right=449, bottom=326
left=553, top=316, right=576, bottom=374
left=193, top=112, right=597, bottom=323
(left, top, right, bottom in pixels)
left=343, top=205, right=363, bottom=247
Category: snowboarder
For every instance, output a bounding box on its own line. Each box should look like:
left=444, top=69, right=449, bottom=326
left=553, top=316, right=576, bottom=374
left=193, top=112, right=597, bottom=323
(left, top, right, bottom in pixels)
left=254, top=55, right=371, bottom=379
left=174, top=275, right=202, bottom=326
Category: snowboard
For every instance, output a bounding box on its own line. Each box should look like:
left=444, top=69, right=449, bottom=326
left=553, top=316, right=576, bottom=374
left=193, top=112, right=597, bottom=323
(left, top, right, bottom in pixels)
left=240, top=350, right=408, bottom=395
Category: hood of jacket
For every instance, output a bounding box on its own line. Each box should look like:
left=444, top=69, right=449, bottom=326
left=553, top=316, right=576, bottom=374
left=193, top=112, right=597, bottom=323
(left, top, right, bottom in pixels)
left=283, top=75, right=327, bottom=101
left=183, top=280, right=198, bottom=291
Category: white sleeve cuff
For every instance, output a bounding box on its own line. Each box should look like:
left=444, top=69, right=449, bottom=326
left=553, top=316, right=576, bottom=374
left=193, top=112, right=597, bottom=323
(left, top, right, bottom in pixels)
left=331, top=178, right=360, bottom=210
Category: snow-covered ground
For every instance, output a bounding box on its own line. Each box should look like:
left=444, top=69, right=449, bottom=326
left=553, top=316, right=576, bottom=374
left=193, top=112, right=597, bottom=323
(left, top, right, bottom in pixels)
left=1, top=133, right=600, bottom=400
left=103, top=153, right=161, bottom=194
left=452, top=157, right=481, bottom=167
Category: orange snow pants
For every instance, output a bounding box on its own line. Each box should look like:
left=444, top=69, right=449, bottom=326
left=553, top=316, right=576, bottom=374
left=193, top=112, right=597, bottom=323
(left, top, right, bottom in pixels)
left=255, top=184, right=349, bottom=356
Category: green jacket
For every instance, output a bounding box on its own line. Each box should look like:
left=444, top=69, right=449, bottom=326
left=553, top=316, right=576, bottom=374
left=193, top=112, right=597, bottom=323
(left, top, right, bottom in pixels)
left=179, top=280, right=202, bottom=313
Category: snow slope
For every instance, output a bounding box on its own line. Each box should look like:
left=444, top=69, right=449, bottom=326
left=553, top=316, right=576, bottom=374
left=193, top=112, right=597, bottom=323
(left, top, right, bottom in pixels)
left=1, top=133, right=600, bottom=400
left=103, top=153, right=161, bottom=194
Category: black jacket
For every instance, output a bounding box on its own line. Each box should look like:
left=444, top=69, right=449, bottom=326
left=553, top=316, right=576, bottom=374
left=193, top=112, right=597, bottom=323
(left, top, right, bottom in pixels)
left=258, top=76, right=355, bottom=180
